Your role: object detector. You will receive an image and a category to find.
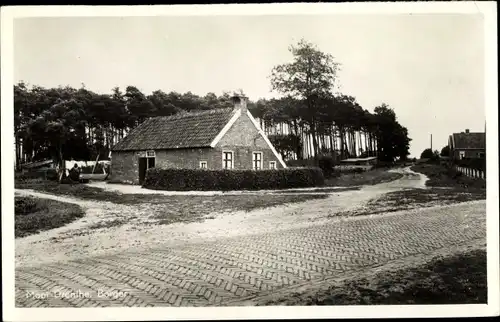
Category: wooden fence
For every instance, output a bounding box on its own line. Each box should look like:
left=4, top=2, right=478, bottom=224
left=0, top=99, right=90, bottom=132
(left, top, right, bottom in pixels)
left=455, top=165, right=486, bottom=179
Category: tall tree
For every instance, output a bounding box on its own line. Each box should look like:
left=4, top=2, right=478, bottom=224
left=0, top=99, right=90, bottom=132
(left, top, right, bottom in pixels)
left=374, top=104, right=411, bottom=162
left=270, top=39, right=341, bottom=158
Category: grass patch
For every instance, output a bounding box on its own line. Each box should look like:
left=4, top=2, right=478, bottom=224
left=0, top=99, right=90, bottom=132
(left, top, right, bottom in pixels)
left=15, top=196, right=84, bottom=238
left=329, top=164, right=486, bottom=218
left=16, top=178, right=329, bottom=226
left=88, top=219, right=128, bottom=230
left=271, top=187, right=360, bottom=194
left=16, top=178, right=328, bottom=205
left=147, top=193, right=329, bottom=225
left=411, top=163, right=486, bottom=190
left=16, top=179, right=125, bottom=202
left=333, top=187, right=486, bottom=217
left=265, top=249, right=487, bottom=305
left=379, top=187, right=486, bottom=207
left=324, top=169, right=403, bottom=187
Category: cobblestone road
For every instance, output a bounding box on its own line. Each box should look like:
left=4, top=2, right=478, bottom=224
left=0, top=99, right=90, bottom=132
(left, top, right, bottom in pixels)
left=15, top=200, right=485, bottom=307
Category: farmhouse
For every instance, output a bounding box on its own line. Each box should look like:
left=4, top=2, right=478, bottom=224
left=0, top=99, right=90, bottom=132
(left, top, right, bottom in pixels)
left=448, top=129, right=486, bottom=161
left=110, top=94, right=287, bottom=184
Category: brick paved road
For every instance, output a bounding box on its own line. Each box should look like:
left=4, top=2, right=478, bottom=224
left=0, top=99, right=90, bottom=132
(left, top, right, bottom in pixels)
left=15, top=200, right=485, bottom=307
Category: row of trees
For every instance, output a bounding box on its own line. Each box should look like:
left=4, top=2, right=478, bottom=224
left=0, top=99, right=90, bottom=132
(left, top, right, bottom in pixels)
left=257, top=39, right=411, bottom=162
left=14, top=84, right=240, bottom=168
left=14, top=39, right=412, bottom=175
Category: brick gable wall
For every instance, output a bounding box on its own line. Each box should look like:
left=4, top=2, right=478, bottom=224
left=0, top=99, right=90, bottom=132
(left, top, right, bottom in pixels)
left=109, top=151, right=139, bottom=184
left=216, top=112, right=283, bottom=169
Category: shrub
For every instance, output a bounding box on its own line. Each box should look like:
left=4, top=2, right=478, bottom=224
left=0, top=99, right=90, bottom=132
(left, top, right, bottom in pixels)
left=143, top=167, right=325, bottom=191
left=420, top=148, right=434, bottom=159
left=15, top=197, right=85, bottom=238
left=15, top=197, right=45, bottom=215
left=317, top=155, right=337, bottom=178
left=374, top=160, right=394, bottom=169
left=286, top=158, right=318, bottom=168
left=15, top=168, right=58, bottom=181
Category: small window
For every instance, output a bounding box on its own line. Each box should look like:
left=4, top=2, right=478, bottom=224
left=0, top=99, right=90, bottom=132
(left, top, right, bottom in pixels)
left=459, top=151, right=465, bottom=159
left=146, top=150, right=156, bottom=157
left=199, top=161, right=207, bottom=169
left=222, top=151, right=233, bottom=169
left=269, top=161, right=276, bottom=169
left=252, top=152, right=262, bottom=170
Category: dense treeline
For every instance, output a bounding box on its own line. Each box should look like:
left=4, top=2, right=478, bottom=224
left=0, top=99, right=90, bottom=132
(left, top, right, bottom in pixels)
left=14, top=39, right=411, bottom=177
left=14, top=83, right=238, bottom=168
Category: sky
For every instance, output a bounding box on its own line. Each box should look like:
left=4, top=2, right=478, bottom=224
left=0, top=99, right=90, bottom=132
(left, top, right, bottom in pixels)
left=14, top=14, right=485, bottom=158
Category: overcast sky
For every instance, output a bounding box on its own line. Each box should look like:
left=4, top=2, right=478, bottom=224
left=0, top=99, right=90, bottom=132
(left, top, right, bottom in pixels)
left=14, top=14, right=485, bottom=158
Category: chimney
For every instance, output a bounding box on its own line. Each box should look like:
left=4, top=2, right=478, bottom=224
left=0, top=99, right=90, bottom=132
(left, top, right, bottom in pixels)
left=465, top=129, right=470, bottom=133
left=231, top=93, right=248, bottom=112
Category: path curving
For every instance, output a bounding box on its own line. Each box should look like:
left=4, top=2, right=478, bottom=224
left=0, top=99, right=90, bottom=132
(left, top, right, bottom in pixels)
left=14, top=167, right=486, bottom=307
left=15, top=167, right=426, bottom=267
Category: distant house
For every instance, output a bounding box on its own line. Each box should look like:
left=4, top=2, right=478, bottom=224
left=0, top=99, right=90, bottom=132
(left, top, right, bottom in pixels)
left=110, top=94, right=287, bottom=184
left=448, top=129, right=486, bottom=160
left=338, top=156, right=377, bottom=172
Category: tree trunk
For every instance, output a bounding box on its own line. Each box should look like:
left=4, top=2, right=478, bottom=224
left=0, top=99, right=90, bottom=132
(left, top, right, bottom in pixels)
left=311, top=122, right=319, bottom=159
left=358, top=131, right=362, bottom=155
left=293, top=120, right=301, bottom=160
left=15, top=133, right=20, bottom=171
left=57, top=146, right=65, bottom=183
left=352, top=131, right=357, bottom=158
left=329, top=126, right=335, bottom=155
left=366, top=132, right=370, bottom=156
left=369, top=132, right=373, bottom=156
left=339, top=128, right=345, bottom=159
left=333, top=126, right=337, bottom=158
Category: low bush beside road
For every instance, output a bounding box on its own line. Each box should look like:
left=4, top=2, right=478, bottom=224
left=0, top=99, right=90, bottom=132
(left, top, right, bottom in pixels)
left=411, top=163, right=486, bottom=190
left=324, top=168, right=403, bottom=187
left=15, top=196, right=85, bottom=238
left=143, top=167, right=325, bottom=191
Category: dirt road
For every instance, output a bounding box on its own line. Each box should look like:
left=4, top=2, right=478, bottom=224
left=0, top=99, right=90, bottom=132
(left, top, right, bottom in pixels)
left=15, top=167, right=428, bottom=267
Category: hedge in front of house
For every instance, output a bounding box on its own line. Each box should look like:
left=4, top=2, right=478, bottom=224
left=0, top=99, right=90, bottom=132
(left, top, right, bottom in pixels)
left=142, top=167, right=325, bottom=191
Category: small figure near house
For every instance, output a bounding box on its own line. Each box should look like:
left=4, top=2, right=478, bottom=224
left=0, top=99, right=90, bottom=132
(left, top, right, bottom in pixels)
left=69, top=164, right=81, bottom=182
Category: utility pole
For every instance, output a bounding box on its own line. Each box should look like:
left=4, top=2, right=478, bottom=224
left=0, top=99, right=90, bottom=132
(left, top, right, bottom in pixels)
left=430, top=133, right=433, bottom=151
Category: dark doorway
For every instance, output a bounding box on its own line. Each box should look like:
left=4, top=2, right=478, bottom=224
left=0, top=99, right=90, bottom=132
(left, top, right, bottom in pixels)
left=139, top=156, right=156, bottom=184
left=139, top=158, right=147, bottom=184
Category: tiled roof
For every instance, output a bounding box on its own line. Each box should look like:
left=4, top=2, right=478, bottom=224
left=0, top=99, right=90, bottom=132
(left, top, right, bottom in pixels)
left=452, top=132, right=485, bottom=150
left=112, top=108, right=236, bottom=151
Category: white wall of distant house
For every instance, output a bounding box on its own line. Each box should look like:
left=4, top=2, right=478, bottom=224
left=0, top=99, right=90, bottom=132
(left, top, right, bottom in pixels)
left=65, top=160, right=110, bottom=169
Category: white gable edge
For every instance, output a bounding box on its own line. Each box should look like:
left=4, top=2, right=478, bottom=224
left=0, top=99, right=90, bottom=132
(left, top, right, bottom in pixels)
left=246, top=110, right=287, bottom=168
left=209, top=109, right=241, bottom=148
